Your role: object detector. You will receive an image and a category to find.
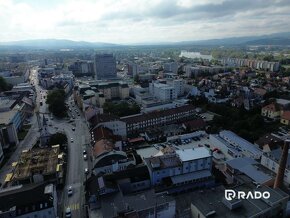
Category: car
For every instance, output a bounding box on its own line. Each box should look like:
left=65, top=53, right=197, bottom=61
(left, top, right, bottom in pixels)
left=72, top=127, right=75, bottom=131
left=67, top=186, right=73, bottom=196
left=70, top=138, right=74, bottom=143
left=83, top=154, right=87, bottom=160
left=84, top=168, right=89, bottom=174
left=83, top=149, right=87, bottom=155
left=65, top=207, right=72, bottom=218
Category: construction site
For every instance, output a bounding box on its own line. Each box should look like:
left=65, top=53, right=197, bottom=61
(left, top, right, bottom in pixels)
left=3, top=144, right=65, bottom=187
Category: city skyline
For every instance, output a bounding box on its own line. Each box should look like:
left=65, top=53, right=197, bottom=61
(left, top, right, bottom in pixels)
left=1, top=0, right=290, bottom=44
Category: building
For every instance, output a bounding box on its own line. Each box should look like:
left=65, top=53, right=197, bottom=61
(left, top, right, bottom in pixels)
left=190, top=184, right=288, bottom=218
left=224, top=157, right=274, bottom=185
left=164, top=62, right=178, bottom=74
left=93, top=149, right=136, bottom=176
left=90, top=114, right=127, bottom=138
left=0, top=142, right=3, bottom=164
left=69, top=60, right=94, bottom=76
left=254, top=133, right=283, bottom=152
left=261, top=148, right=290, bottom=187
left=209, top=130, right=262, bottom=160
left=144, top=147, right=214, bottom=194
left=0, top=183, right=58, bottom=218
left=149, top=79, right=185, bottom=101
left=261, top=103, right=281, bottom=119
left=74, top=81, right=129, bottom=109
left=121, top=104, right=196, bottom=135
left=149, top=82, right=177, bottom=101
left=281, top=111, right=290, bottom=125
left=127, top=62, right=138, bottom=77
left=94, top=54, right=117, bottom=80
left=100, top=188, right=176, bottom=218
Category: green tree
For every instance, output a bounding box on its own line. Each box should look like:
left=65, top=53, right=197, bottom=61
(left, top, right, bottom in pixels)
left=0, top=76, right=12, bottom=92
left=49, top=133, right=67, bottom=151
left=46, top=89, right=67, bottom=117
left=103, top=101, right=140, bottom=117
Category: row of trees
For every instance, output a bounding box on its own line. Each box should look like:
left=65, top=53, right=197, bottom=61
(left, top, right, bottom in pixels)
left=103, top=101, right=140, bottom=117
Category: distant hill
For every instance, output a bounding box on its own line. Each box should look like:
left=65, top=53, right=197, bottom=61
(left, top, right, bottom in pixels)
left=0, top=39, right=118, bottom=49
left=1, top=32, right=290, bottom=48
left=175, top=32, right=290, bottom=46
left=244, top=37, right=290, bottom=45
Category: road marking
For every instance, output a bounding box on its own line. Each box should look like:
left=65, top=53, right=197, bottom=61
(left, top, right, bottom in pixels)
left=67, top=203, right=80, bottom=211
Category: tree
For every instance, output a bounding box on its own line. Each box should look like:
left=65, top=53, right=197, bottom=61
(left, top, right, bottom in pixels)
left=46, top=89, right=67, bottom=117
left=103, top=101, right=140, bottom=117
left=0, top=76, right=12, bottom=92
left=49, top=133, right=67, bottom=151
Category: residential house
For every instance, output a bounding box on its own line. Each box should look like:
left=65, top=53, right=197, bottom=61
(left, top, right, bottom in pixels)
left=281, top=111, right=290, bottom=125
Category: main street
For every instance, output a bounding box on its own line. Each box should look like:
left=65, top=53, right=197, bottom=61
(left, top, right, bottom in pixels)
left=0, top=66, right=91, bottom=218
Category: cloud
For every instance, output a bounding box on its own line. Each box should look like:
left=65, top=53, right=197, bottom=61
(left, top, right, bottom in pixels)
left=0, top=0, right=290, bottom=43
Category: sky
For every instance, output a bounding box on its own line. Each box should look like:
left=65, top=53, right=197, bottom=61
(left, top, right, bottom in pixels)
left=1, top=0, right=290, bottom=44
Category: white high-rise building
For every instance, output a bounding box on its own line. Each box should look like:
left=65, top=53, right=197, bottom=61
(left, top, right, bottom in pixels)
left=94, top=54, right=117, bottom=80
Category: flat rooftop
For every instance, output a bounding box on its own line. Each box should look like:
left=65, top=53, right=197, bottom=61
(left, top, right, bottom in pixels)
left=0, top=110, right=18, bottom=125
left=176, top=147, right=211, bottom=162
left=191, top=184, right=288, bottom=218
left=101, top=188, right=175, bottom=218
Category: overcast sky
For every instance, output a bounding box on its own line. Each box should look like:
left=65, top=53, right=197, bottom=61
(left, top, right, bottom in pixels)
left=1, top=0, right=290, bottom=44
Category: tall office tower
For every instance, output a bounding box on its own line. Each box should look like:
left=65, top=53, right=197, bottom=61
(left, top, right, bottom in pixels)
left=94, top=54, right=117, bottom=80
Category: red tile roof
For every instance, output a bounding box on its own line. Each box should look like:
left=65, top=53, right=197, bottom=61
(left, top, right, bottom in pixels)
left=262, top=103, right=279, bottom=112
left=281, top=111, right=290, bottom=121
left=93, top=139, right=114, bottom=157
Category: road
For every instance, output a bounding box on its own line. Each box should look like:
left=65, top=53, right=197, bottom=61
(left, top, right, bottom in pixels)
left=0, top=67, right=92, bottom=218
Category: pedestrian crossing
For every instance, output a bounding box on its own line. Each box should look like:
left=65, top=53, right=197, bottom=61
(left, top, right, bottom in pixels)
left=66, top=203, right=80, bottom=211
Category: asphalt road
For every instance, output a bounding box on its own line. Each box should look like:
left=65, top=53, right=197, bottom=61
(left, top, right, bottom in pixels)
left=1, top=67, right=92, bottom=218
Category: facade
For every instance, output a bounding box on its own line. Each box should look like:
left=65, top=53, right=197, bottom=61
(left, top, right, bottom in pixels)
left=149, top=79, right=185, bottom=101
left=222, top=58, right=280, bottom=72
left=0, top=142, right=3, bottom=164
left=280, top=111, right=290, bottom=125
left=69, top=60, right=94, bottom=76
left=100, top=189, right=176, bottom=218
left=0, top=123, right=19, bottom=150
left=261, top=103, right=281, bottom=119
left=144, top=148, right=213, bottom=193
left=261, top=148, right=290, bottom=187
left=93, top=150, right=136, bottom=175
left=127, top=62, right=138, bottom=77
left=164, top=62, right=178, bottom=74
left=94, top=54, right=117, bottom=80
left=121, top=104, right=196, bottom=135
left=0, top=183, right=58, bottom=218
left=149, top=82, right=177, bottom=101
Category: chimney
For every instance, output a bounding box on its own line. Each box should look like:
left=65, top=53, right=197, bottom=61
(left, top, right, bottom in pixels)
left=273, top=139, right=290, bottom=189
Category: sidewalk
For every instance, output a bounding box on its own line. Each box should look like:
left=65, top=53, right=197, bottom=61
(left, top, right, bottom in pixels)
left=0, top=114, right=39, bottom=188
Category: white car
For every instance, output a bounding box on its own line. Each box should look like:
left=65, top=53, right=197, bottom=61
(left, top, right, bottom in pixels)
left=65, top=207, right=71, bottom=218
left=67, top=186, right=73, bottom=196
left=70, top=138, right=74, bottom=143
left=83, top=154, right=87, bottom=160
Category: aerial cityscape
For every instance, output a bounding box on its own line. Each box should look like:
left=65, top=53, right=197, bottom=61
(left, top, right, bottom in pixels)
left=1, top=0, right=290, bottom=218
